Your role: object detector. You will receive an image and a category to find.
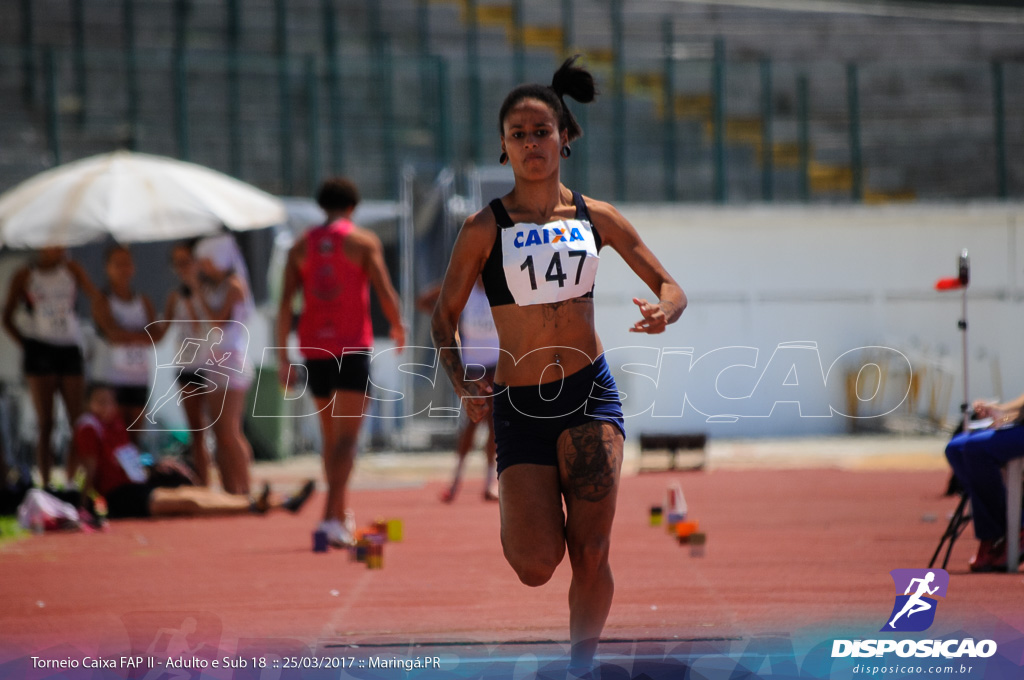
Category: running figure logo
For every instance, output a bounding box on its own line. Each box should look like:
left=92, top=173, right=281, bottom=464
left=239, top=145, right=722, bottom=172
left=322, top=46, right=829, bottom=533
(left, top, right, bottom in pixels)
left=881, top=568, right=949, bottom=632
left=137, top=321, right=249, bottom=431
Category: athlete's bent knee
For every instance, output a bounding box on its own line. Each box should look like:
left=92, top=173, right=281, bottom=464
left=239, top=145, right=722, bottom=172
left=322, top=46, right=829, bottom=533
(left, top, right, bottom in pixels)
left=512, top=560, right=558, bottom=587
left=505, top=547, right=564, bottom=587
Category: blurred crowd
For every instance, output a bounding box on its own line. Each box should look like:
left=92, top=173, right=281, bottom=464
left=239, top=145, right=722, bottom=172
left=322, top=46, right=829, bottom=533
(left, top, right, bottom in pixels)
left=0, top=234, right=314, bottom=521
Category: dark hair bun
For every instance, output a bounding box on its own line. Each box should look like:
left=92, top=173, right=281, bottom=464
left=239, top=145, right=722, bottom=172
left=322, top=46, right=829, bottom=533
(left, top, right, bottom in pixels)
left=497, top=56, right=597, bottom=143
left=551, top=56, right=596, bottom=105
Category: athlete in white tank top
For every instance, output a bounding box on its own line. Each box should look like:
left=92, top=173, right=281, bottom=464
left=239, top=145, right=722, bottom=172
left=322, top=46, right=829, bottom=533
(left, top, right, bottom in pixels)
left=91, top=246, right=158, bottom=443
left=94, top=292, right=151, bottom=387
left=198, top=276, right=253, bottom=381
left=25, top=264, right=82, bottom=347
left=149, top=242, right=213, bottom=486
left=3, top=247, right=101, bottom=488
left=190, top=235, right=255, bottom=496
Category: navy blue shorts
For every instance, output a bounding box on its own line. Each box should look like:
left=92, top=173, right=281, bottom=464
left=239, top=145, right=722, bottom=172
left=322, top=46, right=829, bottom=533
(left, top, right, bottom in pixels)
left=492, top=354, right=625, bottom=476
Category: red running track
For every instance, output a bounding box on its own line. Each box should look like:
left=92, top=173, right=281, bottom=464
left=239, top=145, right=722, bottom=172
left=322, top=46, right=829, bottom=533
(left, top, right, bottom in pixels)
left=1, top=468, right=1022, bottom=660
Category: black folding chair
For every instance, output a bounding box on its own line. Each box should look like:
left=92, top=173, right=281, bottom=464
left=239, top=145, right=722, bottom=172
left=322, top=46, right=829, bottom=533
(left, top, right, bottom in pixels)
left=928, top=486, right=971, bottom=569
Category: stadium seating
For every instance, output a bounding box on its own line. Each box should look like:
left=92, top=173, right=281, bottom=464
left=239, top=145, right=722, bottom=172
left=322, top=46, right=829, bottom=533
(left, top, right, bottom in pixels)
left=0, top=0, right=1020, bottom=201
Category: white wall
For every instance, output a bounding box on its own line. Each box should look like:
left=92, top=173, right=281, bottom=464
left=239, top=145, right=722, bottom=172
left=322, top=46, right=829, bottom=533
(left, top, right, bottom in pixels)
left=594, top=201, right=1024, bottom=437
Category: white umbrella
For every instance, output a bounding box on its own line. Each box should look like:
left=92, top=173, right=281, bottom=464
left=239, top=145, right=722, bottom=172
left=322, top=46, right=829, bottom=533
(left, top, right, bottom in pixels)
left=0, top=151, right=287, bottom=248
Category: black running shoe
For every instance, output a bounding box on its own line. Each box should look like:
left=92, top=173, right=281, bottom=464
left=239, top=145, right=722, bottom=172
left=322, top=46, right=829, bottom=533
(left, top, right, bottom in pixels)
left=283, top=480, right=316, bottom=513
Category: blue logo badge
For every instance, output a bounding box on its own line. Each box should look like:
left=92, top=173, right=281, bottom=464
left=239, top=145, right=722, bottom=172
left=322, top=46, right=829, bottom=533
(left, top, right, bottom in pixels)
left=881, top=569, right=949, bottom=632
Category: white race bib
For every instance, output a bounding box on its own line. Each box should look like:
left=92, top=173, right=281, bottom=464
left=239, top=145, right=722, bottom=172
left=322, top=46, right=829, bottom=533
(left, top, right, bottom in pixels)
left=110, top=345, right=150, bottom=383
left=500, top=219, right=599, bottom=307
left=36, top=300, right=73, bottom=339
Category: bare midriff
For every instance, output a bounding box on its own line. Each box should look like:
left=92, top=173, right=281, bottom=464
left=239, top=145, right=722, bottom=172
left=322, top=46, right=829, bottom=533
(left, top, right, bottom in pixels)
left=489, top=297, right=602, bottom=386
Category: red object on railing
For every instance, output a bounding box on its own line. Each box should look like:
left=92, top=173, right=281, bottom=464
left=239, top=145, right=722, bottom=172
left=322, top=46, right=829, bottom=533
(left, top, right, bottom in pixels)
left=935, top=277, right=963, bottom=291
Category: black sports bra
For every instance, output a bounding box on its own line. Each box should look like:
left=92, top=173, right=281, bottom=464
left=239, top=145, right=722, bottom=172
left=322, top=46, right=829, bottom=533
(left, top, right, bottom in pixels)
left=481, top=191, right=603, bottom=308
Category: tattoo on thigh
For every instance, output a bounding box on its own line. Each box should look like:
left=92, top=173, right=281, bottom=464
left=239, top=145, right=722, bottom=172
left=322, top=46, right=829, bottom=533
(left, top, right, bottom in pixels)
left=561, top=422, right=616, bottom=502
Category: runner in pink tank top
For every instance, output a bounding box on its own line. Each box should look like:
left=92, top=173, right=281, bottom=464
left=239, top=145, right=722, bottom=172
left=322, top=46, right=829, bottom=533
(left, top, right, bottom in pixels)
left=297, top=218, right=374, bottom=354
left=277, top=177, right=405, bottom=549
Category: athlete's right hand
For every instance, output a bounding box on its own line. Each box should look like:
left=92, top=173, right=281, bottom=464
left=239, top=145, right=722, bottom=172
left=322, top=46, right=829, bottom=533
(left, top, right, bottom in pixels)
left=461, top=380, right=493, bottom=423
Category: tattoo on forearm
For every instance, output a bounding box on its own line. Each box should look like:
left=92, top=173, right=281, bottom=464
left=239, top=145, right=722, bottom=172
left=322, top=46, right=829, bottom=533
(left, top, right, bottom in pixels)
left=560, top=422, right=617, bottom=502
left=432, top=330, right=465, bottom=391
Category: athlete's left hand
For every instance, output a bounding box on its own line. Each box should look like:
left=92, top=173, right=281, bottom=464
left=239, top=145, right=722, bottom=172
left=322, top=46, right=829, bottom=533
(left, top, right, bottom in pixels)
left=629, top=297, right=669, bottom=334
left=461, top=379, right=493, bottom=423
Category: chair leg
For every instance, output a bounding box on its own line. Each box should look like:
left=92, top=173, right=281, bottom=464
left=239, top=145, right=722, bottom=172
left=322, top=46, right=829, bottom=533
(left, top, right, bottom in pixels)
left=942, top=499, right=971, bottom=571
left=930, top=493, right=970, bottom=569
left=1006, top=458, right=1023, bottom=573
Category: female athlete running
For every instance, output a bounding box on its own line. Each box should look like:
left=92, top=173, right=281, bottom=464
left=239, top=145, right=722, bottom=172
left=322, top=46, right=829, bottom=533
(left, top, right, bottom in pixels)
left=431, top=57, right=685, bottom=673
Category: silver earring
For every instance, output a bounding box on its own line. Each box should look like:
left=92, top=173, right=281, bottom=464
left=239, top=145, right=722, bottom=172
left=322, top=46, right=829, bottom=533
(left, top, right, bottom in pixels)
left=560, top=145, right=572, bottom=159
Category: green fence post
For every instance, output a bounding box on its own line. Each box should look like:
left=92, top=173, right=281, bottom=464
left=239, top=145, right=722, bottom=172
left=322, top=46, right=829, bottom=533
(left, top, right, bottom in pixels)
left=513, top=0, right=525, bottom=85
left=277, top=0, right=293, bottom=194
left=846, top=63, right=863, bottom=202
left=226, top=0, right=242, bottom=177
left=173, top=0, right=189, bottom=53
left=278, top=60, right=293, bottom=194
left=712, top=37, right=726, bottom=204
left=760, top=58, right=773, bottom=202
left=380, top=36, right=398, bottom=198
left=321, top=0, right=336, bottom=58
left=367, top=0, right=395, bottom=194
left=417, top=0, right=430, bottom=59
left=436, top=57, right=452, bottom=168
left=662, top=18, right=676, bottom=202
left=797, top=74, right=809, bottom=202
left=44, top=48, right=61, bottom=166
left=576, top=102, right=589, bottom=195
left=466, top=0, right=482, bottom=163
left=174, top=50, right=190, bottom=161
left=561, top=0, right=574, bottom=57
left=72, top=0, right=86, bottom=126
left=123, top=0, right=139, bottom=150
left=992, top=61, right=1007, bottom=199
left=417, top=0, right=433, bottom=129
left=365, top=0, right=383, bottom=57
left=275, top=0, right=288, bottom=56
left=173, top=0, right=190, bottom=158
left=323, top=1, right=341, bottom=170
left=611, top=0, right=626, bottom=201
left=321, top=0, right=343, bottom=174
left=305, top=56, right=322, bottom=196
left=21, top=0, right=35, bottom=103
left=227, top=0, right=241, bottom=50
left=328, top=53, right=344, bottom=175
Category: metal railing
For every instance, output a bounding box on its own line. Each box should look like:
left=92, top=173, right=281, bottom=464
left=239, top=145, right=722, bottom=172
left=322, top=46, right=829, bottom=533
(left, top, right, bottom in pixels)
left=3, top=40, right=1021, bottom=203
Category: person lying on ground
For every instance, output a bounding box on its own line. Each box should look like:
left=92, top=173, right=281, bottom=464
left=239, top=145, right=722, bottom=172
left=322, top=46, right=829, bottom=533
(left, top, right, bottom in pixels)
left=76, top=383, right=314, bottom=519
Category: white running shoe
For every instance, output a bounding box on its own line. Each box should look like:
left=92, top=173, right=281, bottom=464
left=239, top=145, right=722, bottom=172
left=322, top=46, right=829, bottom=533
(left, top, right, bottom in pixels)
left=318, top=518, right=354, bottom=548
left=343, top=509, right=356, bottom=537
